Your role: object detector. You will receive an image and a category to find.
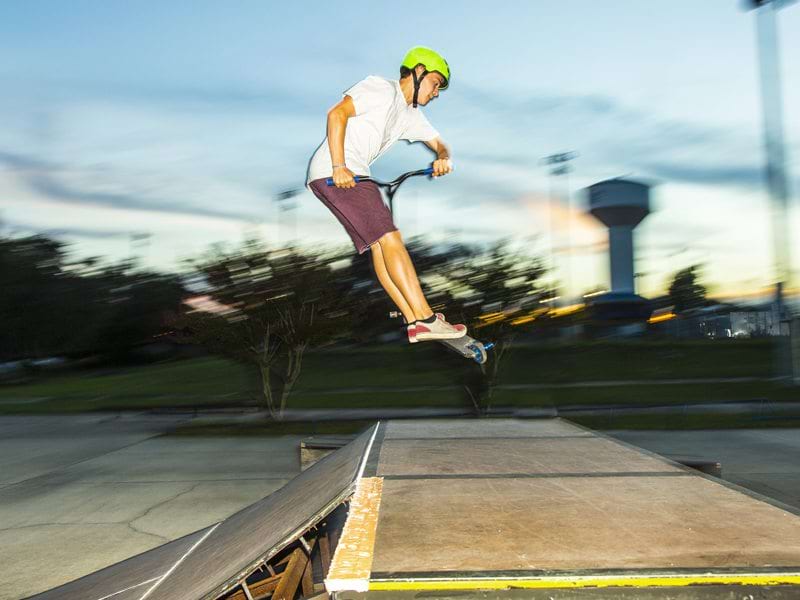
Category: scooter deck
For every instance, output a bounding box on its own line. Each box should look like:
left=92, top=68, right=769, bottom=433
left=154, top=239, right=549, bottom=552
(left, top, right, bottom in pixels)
left=388, top=312, right=493, bottom=364
left=437, top=333, right=492, bottom=364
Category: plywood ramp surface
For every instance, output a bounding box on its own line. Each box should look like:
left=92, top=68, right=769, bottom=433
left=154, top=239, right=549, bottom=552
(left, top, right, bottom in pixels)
left=331, top=418, right=800, bottom=595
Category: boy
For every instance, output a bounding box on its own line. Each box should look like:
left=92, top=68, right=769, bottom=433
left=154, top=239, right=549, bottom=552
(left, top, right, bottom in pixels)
left=307, top=46, right=466, bottom=344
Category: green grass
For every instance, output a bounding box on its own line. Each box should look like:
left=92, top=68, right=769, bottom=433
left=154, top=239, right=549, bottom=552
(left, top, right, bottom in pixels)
left=1, top=340, right=796, bottom=420
left=495, top=339, right=774, bottom=383
left=490, top=381, right=800, bottom=408
left=0, top=357, right=250, bottom=398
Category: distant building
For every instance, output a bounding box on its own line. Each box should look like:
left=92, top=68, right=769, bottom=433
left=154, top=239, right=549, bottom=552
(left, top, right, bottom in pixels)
left=649, top=304, right=789, bottom=338
left=729, top=310, right=787, bottom=337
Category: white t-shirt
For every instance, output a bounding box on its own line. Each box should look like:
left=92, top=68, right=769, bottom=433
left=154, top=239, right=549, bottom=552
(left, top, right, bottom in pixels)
left=306, top=76, right=440, bottom=184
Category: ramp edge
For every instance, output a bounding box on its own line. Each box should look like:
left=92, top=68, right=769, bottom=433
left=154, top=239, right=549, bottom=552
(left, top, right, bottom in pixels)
left=367, top=571, right=800, bottom=591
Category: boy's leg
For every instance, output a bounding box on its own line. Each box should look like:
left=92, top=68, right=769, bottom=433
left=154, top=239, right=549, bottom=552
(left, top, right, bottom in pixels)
left=375, top=231, right=433, bottom=322
left=370, top=241, right=416, bottom=324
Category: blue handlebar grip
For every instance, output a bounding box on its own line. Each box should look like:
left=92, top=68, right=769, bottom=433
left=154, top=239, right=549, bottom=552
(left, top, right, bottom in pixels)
left=424, top=167, right=435, bottom=175
left=326, top=176, right=361, bottom=186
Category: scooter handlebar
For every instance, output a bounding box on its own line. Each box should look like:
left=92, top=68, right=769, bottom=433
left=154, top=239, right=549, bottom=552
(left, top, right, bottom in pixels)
left=325, top=175, right=362, bottom=186
left=325, top=166, right=438, bottom=187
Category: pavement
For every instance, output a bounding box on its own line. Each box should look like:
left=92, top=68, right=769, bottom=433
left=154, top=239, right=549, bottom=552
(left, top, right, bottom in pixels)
left=3, top=413, right=800, bottom=599
left=608, top=428, right=800, bottom=510
left=0, top=413, right=303, bottom=600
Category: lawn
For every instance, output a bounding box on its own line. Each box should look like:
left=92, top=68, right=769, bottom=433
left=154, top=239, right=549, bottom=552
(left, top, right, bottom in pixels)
left=1, top=339, right=795, bottom=421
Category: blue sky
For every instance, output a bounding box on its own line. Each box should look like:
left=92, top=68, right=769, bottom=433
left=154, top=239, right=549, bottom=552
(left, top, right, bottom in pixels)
left=1, top=1, right=799, bottom=302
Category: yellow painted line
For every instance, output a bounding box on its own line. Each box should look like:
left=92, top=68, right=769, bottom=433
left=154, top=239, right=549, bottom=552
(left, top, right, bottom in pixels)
left=369, top=573, right=800, bottom=591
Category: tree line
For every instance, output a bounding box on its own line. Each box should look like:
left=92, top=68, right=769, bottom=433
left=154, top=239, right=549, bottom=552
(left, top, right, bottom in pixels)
left=2, top=232, right=709, bottom=417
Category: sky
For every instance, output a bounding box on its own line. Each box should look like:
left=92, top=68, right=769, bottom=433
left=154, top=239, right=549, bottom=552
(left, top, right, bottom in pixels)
left=1, top=1, right=799, bottom=303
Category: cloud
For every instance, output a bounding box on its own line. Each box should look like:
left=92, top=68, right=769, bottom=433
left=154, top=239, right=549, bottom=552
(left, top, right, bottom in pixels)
left=0, top=149, right=260, bottom=222
left=633, top=160, right=762, bottom=188
left=0, top=150, right=55, bottom=171
left=4, top=220, right=137, bottom=240
left=449, top=85, right=763, bottom=193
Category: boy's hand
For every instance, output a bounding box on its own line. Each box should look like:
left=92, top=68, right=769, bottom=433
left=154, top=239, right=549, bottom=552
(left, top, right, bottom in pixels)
left=432, top=158, right=453, bottom=177
left=332, top=165, right=356, bottom=189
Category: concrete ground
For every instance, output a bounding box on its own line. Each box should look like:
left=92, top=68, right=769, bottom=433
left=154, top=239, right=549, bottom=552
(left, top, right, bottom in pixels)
left=0, top=413, right=302, bottom=600
left=3, top=414, right=799, bottom=600
left=608, top=428, right=800, bottom=510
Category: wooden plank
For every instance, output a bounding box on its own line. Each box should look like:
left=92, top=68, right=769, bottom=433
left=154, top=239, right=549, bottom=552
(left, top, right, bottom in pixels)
left=273, top=538, right=317, bottom=600
left=250, top=577, right=280, bottom=600
left=301, top=553, right=314, bottom=597
left=328, top=519, right=341, bottom=554
left=319, top=533, right=331, bottom=575
left=275, top=552, right=293, bottom=567
left=325, top=477, right=383, bottom=593
left=223, top=575, right=280, bottom=600
left=272, top=548, right=304, bottom=600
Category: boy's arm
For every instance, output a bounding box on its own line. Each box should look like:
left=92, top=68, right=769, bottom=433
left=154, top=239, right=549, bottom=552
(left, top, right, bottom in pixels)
left=424, top=137, right=453, bottom=177
left=327, top=96, right=357, bottom=188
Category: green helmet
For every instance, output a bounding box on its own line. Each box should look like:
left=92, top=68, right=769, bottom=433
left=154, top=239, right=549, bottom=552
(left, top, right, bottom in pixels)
left=402, top=46, right=450, bottom=90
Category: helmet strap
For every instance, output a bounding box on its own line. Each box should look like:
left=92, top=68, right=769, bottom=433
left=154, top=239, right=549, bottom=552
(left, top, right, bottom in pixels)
left=411, top=68, right=429, bottom=108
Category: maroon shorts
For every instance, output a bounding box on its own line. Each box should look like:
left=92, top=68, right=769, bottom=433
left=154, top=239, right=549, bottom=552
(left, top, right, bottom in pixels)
left=308, top=178, right=397, bottom=254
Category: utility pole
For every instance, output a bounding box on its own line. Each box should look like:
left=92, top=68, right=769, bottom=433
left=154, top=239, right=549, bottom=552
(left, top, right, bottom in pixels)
left=745, top=0, right=797, bottom=382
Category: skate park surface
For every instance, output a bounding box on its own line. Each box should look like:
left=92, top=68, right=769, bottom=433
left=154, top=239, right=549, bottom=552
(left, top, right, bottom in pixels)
left=18, top=416, right=800, bottom=600
left=0, top=413, right=303, bottom=600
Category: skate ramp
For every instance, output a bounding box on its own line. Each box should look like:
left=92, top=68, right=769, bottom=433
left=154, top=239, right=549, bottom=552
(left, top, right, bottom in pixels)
left=327, top=419, right=800, bottom=598
left=29, top=424, right=377, bottom=600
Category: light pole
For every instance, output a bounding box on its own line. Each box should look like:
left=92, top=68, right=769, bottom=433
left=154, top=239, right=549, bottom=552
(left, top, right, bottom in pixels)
left=541, top=151, right=578, bottom=305
left=745, top=0, right=796, bottom=382
left=275, top=188, right=302, bottom=246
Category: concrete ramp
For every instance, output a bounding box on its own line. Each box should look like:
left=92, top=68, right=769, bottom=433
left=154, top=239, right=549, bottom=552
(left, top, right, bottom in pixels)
left=326, top=419, right=800, bottom=599
left=30, top=425, right=377, bottom=600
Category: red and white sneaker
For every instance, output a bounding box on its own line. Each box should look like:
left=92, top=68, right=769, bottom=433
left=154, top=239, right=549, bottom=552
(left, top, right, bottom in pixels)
left=407, top=313, right=467, bottom=344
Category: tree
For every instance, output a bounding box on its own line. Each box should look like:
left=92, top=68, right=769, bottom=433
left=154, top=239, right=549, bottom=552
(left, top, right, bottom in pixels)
left=668, top=265, right=707, bottom=313
left=0, top=234, right=184, bottom=362
left=0, top=234, right=71, bottom=359
left=429, top=240, right=547, bottom=414
left=85, top=267, right=186, bottom=362
left=179, top=242, right=364, bottom=419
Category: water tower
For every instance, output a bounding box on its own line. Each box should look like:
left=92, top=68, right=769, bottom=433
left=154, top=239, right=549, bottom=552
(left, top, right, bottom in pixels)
left=586, top=178, right=653, bottom=323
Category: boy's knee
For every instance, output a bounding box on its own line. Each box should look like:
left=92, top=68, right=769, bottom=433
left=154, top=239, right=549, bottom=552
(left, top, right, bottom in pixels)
left=377, top=230, right=403, bottom=248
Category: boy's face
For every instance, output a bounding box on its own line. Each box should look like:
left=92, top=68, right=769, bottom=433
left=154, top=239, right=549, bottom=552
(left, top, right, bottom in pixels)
left=416, top=72, right=446, bottom=106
